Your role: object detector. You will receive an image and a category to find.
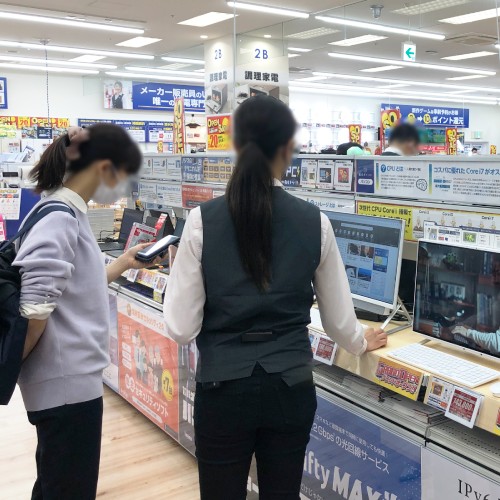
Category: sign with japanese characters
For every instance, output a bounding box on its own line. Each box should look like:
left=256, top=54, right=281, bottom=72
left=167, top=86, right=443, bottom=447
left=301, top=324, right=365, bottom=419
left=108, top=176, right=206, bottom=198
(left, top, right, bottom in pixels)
left=173, top=98, right=186, bottom=154
left=374, top=358, right=423, bottom=401
left=202, top=156, right=234, bottom=183
left=181, top=156, right=203, bottom=182
left=117, top=296, right=179, bottom=438
left=381, top=103, right=469, bottom=128
left=182, top=184, right=214, bottom=209
left=445, top=128, right=458, bottom=155
left=421, top=448, right=499, bottom=500
left=0, top=77, right=7, bottom=109
left=293, top=192, right=355, bottom=213
left=207, top=115, right=231, bottom=151
left=156, top=183, right=182, bottom=208
left=302, top=391, right=422, bottom=499
left=356, top=158, right=500, bottom=206
left=348, top=124, right=362, bottom=143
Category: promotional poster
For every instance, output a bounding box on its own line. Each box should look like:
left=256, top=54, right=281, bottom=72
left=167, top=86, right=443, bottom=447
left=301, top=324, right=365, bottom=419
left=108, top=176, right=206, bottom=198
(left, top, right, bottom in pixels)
left=178, top=341, right=198, bottom=455
left=117, top=297, right=179, bottom=438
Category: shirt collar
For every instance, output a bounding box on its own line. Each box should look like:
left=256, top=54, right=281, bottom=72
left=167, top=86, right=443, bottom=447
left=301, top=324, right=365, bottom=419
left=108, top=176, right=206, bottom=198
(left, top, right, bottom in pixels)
left=384, top=146, right=403, bottom=156
left=46, top=186, right=88, bottom=213
left=273, top=178, right=284, bottom=187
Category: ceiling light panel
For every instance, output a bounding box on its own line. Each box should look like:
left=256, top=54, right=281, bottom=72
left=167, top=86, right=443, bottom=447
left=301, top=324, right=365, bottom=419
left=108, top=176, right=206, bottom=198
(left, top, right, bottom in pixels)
left=442, top=51, right=496, bottom=60
left=116, top=37, right=162, bottom=48
left=288, top=47, right=312, bottom=52
left=316, top=16, right=445, bottom=40
left=125, top=66, right=204, bottom=76
left=328, top=52, right=496, bottom=75
left=178, top=12, right=235, bottom=27
left=226, top=2, right=309, bottom=19
left=0, top=41, right=154, bottom=60
left=0, top=55, right=116, bottom=69
left=440, top=8, right=499, bottom=24
left=360, top=65, right=403, bottom=73
left=0, top=62, right=98, bottom=74
left=330, top=35, right=387, bottom=47
left=106, top=71, right=204, bottom=83
left=287, top=27, right=339, bottom=39
left=161, top=56, right=205, bottom=65
left=393, top=0, right=470, bottom=15
left=160, top=63, right=190, bottom=70
left=288, top=53, right=301, bottom=58
left=446, top=75, right=488, bottom=80
left=69, top=55, right=106, bottom=63
left=377, top=83, right=412, bottom=89
left=0, top=11, right=143, bottom=33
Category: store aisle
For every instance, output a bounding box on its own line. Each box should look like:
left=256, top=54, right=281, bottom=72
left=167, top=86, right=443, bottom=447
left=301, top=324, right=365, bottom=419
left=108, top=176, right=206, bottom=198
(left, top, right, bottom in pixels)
left=0, top=387, right=200, bottom=499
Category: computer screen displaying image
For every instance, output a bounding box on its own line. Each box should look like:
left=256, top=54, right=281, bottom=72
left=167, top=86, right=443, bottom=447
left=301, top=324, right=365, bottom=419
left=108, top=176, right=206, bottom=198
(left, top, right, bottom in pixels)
left=325, top=212, right=405, bottom=314
left=414, top=241, right=500, bottom=360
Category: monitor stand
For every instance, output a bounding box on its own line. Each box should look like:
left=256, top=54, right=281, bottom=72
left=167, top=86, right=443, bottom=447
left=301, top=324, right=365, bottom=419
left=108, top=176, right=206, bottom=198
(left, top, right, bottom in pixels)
left=384, top=297, right=413, bottom=335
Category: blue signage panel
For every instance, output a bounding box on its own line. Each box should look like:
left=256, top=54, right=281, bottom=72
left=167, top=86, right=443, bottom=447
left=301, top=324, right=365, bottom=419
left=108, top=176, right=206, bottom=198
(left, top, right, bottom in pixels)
left=0, top=77, right=7, bottom=109
left=132, top=82, right=205, bottom=113
left=181, top=157, right=204, bottom=182
left=302, top=393, right=421, bottom=499
left=382, top=103, right=469, bottom=128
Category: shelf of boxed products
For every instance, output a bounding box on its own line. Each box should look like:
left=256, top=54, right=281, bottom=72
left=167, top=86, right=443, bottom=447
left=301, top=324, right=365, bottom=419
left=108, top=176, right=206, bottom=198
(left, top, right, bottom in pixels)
left=309, top=309, right=500, bottom=436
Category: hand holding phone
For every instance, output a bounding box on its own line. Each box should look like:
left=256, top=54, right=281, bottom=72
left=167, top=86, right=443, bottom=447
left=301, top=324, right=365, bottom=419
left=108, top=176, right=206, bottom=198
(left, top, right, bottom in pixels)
left=135, top=235, right=180, bottom=263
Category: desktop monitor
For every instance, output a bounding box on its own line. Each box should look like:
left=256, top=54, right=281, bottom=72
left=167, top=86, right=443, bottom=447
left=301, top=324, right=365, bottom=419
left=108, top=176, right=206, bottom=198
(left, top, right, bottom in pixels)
left=414, top=240, right=500, bottom=360
left=325, top=212, right=405, bottom=315
left=119, top=209, right=144, bottom=242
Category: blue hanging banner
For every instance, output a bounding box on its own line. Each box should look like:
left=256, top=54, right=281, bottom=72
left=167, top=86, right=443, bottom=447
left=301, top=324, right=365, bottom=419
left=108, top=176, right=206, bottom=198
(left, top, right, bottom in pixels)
left=0, top=77, right=7, bottom=109
left=132, top=82, right=205, bottom=113
left=381, top=103, right=469, bottom=128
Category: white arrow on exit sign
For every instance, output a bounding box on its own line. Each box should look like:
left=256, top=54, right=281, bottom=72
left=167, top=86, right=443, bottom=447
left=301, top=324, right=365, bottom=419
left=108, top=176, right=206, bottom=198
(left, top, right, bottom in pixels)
left=402, top=42, right=416, bottom=62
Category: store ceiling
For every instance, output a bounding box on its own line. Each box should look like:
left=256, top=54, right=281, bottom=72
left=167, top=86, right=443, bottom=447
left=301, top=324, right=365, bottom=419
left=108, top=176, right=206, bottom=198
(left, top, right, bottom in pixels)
left=0, top=0, right=499, bottom=100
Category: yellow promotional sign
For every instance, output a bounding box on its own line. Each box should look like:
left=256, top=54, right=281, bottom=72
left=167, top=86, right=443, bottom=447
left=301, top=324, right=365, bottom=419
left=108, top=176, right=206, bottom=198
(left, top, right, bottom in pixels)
left=173, top=97, right=185, bottom=154
left=356, top=201, right=414, bottom=240
left=207, top=115, right=231, bottom=151
left=374, top=358, right=423, bottom=401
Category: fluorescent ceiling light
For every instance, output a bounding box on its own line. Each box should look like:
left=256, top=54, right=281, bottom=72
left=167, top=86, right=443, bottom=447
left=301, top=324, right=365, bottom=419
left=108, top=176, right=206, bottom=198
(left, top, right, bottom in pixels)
left=293, top=76, right=328, bottom=82
left=447, top=89, right=477, bottom=94
left=446, top=75, right=488, bottom=80
left=393, top=0, right=470, bottom=15
left=125, top=66, right=204, bottom=76
left=288, top=53, right=300, bottom=58
left=161, top=56, right=205, bottom=65
left=264, top=34, right=272, bottom=38
left=312, top=71, right=500, bottom=93
left=0, top=41, right=154, bottom=60
left=106, top=71, right=204, bottom=83
left=227, top=2, right=309, bottom=19
left=178, top=12, right=234, bottom=27
left=316, top=15, right=444, bottom=40
left=328, top=52, right=496, bottom=75
left=330, top=35, right=387, bottom=47
left=360, top=65, right=403, bottom=73
left=377, top=83, right=412, bottom=89
left=440, top=8, right=499, bottom=24
left=288, top=47, right=311, bottom=52
left=70, top=55, right=106, bottom=63
left=200, top=35, right=208, bottom=39
left=0, top=55, right=116, bottom=69
left=0, top=11, right=143, bottom=34
left=160, top=63, right=190, bottom=70
left=287, top=27, right=338, bottom=39
left=442, top=51, right=496, bottom=60
left=193, top=68, right=205, bottom=73
left=116, top=37, right=162, bottom=48
left=0, top=62, right=98, bottom=74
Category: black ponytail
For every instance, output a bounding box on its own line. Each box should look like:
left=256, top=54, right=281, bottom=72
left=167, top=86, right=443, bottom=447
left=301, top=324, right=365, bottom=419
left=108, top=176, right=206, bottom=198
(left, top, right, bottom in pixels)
left=30, top=123, right=142, bottom=193
left=226, top=95, right=297, bottom=291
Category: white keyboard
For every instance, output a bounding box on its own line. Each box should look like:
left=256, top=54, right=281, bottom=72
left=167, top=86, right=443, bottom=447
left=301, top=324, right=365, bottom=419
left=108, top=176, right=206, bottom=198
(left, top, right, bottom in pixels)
left=387, top=343, right=499, bottom=388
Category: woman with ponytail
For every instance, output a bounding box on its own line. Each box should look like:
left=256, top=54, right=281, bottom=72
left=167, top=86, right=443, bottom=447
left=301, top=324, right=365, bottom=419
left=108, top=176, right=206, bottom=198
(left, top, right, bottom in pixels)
left=164, top=96, right=387, bottom=499
left=14, top=124, right=157, bottom=499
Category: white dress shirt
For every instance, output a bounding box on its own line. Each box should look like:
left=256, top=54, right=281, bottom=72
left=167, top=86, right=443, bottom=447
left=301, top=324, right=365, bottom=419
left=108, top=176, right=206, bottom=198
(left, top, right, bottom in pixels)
left=164, top=181, right=367, bottom=355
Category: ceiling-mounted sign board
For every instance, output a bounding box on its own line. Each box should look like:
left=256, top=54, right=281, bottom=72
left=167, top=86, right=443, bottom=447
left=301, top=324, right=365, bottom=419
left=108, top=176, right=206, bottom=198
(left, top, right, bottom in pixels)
left=0, top=77, right=7, bottom=109
left=402, top=42, right=416, bottom=62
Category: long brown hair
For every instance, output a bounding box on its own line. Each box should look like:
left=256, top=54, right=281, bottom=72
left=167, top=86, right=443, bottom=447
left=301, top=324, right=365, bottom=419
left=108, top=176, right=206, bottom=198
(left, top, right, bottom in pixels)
left=226, top=96, right=296, bottom=291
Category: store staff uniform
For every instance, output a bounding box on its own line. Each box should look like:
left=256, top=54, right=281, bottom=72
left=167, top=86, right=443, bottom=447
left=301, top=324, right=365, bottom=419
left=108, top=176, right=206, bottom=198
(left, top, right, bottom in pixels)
left=164, top=180, right=367, bottom=499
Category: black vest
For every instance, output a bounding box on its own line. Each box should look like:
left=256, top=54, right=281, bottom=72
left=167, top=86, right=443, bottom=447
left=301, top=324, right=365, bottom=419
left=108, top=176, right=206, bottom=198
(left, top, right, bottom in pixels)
left=198, top=187, right=321, bottom=385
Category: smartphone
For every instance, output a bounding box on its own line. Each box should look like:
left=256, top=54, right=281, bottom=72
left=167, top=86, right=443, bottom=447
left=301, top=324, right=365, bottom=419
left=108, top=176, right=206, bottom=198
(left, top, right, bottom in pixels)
left=135, top=235, right=180, bottom=263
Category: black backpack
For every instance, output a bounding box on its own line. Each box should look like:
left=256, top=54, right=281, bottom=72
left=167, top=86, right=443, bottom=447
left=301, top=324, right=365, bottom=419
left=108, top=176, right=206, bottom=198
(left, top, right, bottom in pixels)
left=0, top=201, right=75, bottom=405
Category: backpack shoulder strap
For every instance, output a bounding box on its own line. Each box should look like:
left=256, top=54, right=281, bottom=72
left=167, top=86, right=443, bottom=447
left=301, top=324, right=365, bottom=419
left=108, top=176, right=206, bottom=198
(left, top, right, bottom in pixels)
left=9, top=201, right=76, bottom=245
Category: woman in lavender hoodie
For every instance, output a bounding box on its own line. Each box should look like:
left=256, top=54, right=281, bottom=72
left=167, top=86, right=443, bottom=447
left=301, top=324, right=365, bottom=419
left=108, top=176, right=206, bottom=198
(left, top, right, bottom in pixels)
left=14, top=124, right=154, bottom=500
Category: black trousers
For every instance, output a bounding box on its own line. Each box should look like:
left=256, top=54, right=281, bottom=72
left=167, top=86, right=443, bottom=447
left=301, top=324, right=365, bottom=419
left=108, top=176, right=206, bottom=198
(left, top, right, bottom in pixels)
left=194, top=365, right=317, bottom=500
left=27, top=397, right=103, bottom=500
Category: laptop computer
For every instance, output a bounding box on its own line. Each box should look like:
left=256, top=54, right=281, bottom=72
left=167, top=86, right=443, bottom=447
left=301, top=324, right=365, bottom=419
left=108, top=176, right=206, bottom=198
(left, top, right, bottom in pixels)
left=98, top=208, right=144, bottom=252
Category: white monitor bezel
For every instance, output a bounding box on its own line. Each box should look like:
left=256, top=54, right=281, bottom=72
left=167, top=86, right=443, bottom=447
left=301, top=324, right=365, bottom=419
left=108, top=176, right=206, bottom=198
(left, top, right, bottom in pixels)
left=415, top=238, right=500, bottom=364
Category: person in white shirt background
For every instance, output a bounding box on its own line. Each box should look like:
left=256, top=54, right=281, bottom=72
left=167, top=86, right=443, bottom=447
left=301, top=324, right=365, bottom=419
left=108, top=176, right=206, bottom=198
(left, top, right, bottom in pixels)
left=164, top=95, right=387, bottom=500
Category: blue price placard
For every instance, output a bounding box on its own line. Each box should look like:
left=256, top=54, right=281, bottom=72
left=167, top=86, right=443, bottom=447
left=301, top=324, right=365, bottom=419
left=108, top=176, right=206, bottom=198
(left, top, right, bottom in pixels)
left=382, top=103, right=469, bottom=128
left=132, top=82, right=205, bottom=113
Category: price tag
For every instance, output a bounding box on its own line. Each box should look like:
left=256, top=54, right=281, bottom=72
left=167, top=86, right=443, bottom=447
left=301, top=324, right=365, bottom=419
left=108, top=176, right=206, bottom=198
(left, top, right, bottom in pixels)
left=313, top=335, right=338, bottom=366
left=127, top=269, right=139, bottom=282
left=445, top=386, right=483, bottom=428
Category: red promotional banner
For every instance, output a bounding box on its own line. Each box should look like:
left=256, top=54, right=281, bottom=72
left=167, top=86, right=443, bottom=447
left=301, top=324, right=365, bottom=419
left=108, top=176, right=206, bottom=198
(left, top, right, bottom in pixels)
left=445, top=128, right=458, bottom=155
left=182, top=184, right=214, bottom=209
left=173, top=97, right=186, bottom=154
left=348, top=124, right=362, bottom=144
left=117, top=296, right=179, bottom=437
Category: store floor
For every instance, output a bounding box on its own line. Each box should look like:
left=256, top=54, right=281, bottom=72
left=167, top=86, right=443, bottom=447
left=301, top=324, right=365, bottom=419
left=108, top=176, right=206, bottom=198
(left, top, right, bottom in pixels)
left=0, top=386, right=200, bottom=499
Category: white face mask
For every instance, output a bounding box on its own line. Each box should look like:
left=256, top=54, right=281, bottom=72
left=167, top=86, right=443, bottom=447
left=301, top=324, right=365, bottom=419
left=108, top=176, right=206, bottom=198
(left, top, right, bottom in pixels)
left=92, top=177, right=128, bottom=204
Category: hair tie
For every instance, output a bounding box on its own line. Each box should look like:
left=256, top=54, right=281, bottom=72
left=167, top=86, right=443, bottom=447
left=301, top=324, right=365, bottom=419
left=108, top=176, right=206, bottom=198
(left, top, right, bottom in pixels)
left=66, top=128, right=90, bottom=162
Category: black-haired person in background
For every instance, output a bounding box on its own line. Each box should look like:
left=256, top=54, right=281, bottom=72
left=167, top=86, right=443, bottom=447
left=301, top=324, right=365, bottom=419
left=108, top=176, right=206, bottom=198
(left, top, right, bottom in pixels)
left=164, top=96, right=387, bottom=500
left=382, top=123, right=420, bottom=156
left=336, top=141, right=363, bottom=155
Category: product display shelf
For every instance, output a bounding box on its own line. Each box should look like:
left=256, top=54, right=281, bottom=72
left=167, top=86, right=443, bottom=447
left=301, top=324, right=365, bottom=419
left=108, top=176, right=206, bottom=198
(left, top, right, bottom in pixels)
left=313, top=316, right=500, bottom=436
left=313, top=364, right=436, bottom=438
left=426, top=421, right=500, bottom=478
